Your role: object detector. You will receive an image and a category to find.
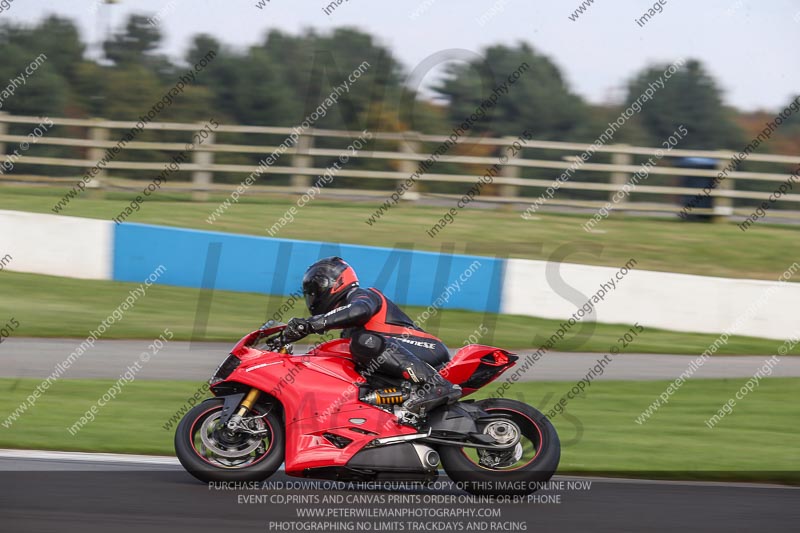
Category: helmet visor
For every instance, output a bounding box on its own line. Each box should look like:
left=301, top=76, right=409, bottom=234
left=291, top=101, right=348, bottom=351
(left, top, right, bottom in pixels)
left=302, top=275, right=331, bottom=314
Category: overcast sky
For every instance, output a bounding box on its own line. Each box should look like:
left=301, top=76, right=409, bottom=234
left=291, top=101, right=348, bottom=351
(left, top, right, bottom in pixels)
left=5, top=0, right=799, bottom=111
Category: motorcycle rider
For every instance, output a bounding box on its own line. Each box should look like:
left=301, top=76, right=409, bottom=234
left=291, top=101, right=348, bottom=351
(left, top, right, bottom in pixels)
left=281, top=256, right=461, bottom=415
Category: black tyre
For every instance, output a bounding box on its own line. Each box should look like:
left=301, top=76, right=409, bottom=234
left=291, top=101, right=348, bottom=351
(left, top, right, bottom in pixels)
left=174, top=398, right=284, bottom=483
left=439, top=398, right=560, bottom=495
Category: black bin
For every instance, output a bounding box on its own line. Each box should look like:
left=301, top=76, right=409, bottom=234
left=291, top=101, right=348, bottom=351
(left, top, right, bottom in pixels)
left=676, top=157, right=717, bottom=221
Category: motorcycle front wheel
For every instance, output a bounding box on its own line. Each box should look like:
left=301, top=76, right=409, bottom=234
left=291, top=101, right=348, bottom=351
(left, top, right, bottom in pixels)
left=175, top=398, right=284, bottom=483
left=438, top=398, right=560, bottom=495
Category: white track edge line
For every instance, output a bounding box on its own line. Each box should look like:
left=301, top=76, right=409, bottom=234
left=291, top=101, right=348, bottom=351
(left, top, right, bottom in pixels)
left=0, top=449, right=796, bottom=489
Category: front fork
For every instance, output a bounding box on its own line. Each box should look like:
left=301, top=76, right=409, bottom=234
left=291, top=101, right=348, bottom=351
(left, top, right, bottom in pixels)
left=224, top=388, right=261, bottom=430
left=220, top=346, right=285, bottom=430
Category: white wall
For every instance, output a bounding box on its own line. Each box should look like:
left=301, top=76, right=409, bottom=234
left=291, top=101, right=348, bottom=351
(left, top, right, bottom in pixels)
left=2, top=208, right=798, bottom=342
left=0, top=210, right=113, bottom=280
left=501, top=258, right=800, bottom=341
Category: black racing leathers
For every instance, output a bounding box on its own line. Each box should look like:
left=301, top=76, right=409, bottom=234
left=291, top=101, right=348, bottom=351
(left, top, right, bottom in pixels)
left=307, top=287, right=449, bottom=367
left=306, top=287, right=383, bottom=334
left=305, top=287, right=460, bottom=414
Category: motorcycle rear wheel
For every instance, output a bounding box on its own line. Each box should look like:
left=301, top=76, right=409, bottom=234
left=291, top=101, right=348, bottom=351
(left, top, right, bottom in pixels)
left=438, top=398, right=560, bottom=495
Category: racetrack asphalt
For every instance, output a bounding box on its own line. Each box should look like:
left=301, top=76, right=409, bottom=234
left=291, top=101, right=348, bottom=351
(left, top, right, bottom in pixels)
left=0, top=449, right=795, bottom=533
left=1, top=337, right=798, bottom=382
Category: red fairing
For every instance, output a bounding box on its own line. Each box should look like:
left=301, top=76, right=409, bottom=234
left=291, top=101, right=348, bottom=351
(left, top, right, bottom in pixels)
left=307, top=338, right=352, bottom=357
left=219, top=335, right=416, bottom=476
left=215, top=332, right=515, bottom=476
left=439, top=344, right=517, bottom=396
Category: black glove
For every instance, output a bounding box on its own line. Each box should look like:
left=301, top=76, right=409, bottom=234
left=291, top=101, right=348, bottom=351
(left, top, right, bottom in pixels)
left=283, top=318, right=312, bottom=342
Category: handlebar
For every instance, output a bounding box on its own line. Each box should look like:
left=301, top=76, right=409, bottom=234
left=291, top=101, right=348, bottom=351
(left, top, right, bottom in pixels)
left=254, top=321, right=290, bottom=352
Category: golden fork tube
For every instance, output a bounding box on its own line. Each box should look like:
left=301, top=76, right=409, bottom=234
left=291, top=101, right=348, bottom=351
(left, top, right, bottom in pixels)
left=236, top=388, right=261, bottom=417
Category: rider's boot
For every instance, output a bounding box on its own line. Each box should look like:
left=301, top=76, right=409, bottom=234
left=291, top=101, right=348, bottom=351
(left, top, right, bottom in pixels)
left=396, top=356, right=462, bottom=415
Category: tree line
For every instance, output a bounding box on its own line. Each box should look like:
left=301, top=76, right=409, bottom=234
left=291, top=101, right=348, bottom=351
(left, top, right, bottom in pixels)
left=1, top=14, right=797, bottom=195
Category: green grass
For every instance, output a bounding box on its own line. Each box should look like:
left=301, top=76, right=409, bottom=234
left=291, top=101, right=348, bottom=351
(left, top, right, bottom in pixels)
left=2, top=185, right=798, bottom=281
left=3, top=270, right=798, bottom=354
left=531, top=378, right=800, bottom=483
left=1, top=377, right=796, bottom=483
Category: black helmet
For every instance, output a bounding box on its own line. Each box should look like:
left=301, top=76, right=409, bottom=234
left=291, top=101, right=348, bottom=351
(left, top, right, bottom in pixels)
left=302, top=257, right=359, bottom=315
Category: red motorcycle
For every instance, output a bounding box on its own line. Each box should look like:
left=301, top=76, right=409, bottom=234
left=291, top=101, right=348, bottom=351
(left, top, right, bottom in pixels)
left=175, top=323, right=560, bottom=495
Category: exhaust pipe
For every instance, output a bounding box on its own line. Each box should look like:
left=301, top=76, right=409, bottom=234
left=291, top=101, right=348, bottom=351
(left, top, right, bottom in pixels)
left=424, top=449, right=440, bottom=468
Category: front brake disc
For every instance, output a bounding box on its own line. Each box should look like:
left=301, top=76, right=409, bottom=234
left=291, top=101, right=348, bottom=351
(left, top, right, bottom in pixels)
left=200, top=412, right=262, bottom=458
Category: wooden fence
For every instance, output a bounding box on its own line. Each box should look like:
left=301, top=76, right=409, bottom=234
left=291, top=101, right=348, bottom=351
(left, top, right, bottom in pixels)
left=1, top=112, right=799, bottom=221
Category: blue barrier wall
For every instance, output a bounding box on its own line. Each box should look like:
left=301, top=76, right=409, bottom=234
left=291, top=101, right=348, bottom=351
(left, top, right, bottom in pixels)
left=113, top=223, right=504, bottom=313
